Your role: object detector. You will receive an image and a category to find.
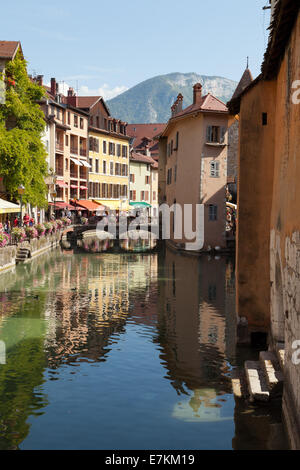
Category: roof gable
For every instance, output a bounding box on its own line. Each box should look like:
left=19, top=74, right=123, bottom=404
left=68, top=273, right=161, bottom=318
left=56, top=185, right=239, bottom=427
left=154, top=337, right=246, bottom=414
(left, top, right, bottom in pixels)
left=0, top=41, right=22, bottom=60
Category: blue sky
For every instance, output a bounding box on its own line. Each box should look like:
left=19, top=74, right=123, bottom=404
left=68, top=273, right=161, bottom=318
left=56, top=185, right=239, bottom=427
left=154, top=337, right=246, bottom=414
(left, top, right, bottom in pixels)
left=1, top=0, right=271, bottom=99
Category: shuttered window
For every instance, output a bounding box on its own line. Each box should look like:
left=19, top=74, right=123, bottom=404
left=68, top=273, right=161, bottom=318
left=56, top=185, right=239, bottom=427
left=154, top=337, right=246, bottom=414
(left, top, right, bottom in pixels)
left=210, top=161, right=220, bottom=177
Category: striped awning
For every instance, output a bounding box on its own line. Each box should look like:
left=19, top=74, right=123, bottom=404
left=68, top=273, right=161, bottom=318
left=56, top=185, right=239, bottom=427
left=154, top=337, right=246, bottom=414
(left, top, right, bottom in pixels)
left=70, top=158, right=83, bottom=166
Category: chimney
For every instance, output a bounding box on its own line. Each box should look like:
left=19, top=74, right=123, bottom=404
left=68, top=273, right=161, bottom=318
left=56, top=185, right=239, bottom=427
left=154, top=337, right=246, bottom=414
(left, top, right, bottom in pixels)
left=193, top=83, right=202, bottom=104
left=171, top=103, right=177, bottom=118
left=36, top=75, right=43, bottom=87
left=66, top=87, right=78, bottom=107
left=50, top=78, right=56, bottom=97
left=176, top=93, right=183, bottom=113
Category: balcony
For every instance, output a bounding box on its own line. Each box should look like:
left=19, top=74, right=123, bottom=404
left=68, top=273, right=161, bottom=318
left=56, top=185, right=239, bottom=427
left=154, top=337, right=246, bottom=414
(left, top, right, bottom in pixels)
left=55, top=142, right=64, bottom=153
left=55, top=166, right=64, bottom=177
left=70, top=147, right=78, bottom=155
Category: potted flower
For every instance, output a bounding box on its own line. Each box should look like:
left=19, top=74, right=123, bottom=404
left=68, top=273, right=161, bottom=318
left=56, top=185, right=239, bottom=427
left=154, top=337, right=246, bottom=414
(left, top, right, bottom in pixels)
left=25, top=226, right=38, bottom=239
left=81, top=217, right=88, bottom=225
left=12, top=227, right=26, bottom=243
left=44, top=222, right=53, bottom=234
left=0, top=232, right=10, bottom=248
left=61, top=217, right=71, bottom=226
left=35, top=223, right=45, bottom=237
left=56, top=219, right=63, bottom=229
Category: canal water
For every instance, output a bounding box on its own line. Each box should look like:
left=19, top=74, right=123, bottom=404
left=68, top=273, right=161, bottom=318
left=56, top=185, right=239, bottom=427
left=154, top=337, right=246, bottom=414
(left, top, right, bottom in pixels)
left=0, top=247, right=288, bottom=450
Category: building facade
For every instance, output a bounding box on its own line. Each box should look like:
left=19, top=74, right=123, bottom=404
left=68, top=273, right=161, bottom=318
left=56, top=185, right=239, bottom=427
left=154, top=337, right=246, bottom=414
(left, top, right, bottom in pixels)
left=88, top=126, right=130, bottom=211
left=129, top=152, right=156, bottom=215
left=159, top=84, right=230, bottom=251
left=228, top=0, right=300, bottom=449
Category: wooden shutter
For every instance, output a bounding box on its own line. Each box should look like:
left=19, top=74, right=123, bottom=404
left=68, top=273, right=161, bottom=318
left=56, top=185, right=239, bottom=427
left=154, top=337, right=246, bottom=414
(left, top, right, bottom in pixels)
left=206, top=126, right=212, bottom=142
left=220, top=127, right=226, bottom=144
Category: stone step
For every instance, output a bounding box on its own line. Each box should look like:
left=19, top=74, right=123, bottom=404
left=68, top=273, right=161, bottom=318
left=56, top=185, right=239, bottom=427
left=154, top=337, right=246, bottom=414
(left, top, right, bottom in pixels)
left=231, top=368, right=249, bottom=399
left=259, top=351, right=284, bottom=397
left=244, top=360, right=270, bottom=402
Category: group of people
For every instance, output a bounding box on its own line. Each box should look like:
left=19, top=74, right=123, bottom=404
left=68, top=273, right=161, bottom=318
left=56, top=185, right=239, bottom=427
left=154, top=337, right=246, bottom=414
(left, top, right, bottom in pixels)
left=11, top=213, right=35, bottom=231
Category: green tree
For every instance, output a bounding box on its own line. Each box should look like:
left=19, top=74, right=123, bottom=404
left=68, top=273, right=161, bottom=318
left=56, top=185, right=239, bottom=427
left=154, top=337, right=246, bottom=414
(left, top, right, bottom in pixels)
left=0, top=51, right=48, bottom=207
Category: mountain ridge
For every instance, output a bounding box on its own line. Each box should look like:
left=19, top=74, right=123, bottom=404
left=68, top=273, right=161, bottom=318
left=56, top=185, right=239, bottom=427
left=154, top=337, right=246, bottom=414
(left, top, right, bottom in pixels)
left=107, top=72, right=238, bottom=124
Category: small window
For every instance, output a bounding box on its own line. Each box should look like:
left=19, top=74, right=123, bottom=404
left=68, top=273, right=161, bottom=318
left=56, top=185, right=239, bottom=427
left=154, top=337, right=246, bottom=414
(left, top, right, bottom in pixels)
left=103, top=141, right=107, bottom=154
left=262, top=113, right=268, bottom=126
left=209, top=205, right=218, bottom=221
left=80, top=118, right=84, bottom=129
left=175, top=132, right=179, bottom=150
left=210, top=161, right=220, bottom=177
left=206, top=126, right=226, bottom=144
left=74, top=115, right=78, bottom=128
left=103, top=160, right=106, bottom=174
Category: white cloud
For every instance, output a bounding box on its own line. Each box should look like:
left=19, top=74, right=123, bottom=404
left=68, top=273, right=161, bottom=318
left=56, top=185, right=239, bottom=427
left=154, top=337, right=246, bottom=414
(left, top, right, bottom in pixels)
left=45, top=81, right=128, bottom=100
left=79, top=84, right=128, bottom=100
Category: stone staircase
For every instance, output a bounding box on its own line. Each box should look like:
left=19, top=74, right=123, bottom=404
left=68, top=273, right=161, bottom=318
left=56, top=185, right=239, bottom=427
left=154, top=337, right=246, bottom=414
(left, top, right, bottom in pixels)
left=15, top=247, right=31, bottom=264
left=231, top=346, right=285, bottom=402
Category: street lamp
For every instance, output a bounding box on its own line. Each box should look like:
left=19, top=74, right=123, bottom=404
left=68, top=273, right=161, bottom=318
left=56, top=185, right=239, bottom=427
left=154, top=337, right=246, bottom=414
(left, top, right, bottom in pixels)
left=51, top=190, right=57, bottom=218
left=18, top=185, right=25, bottom=226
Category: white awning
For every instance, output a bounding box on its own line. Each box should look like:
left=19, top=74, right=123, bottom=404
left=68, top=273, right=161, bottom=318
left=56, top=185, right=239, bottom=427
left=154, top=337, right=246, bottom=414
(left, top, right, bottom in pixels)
left=70, top=158, right=83, bottom=166
left=80, top=160, right=91, bottom=168
left=0, top=198, right=20, bottom=214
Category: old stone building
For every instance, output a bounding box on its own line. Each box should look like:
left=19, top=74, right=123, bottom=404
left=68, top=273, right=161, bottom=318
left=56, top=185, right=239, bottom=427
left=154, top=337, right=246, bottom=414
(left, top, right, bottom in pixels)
left=228, top=0, right=300, bottom=449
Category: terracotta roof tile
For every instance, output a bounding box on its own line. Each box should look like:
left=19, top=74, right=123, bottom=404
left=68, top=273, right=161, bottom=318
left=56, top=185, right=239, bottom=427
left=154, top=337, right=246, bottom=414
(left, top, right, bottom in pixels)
left=130, top=152, right=156, bottom=165
left=76, top=96, right=102, bottom=109
left=127, top=123, right=166, bottom=148
left=173, top=93, right=228, bottom=119
left=0, top=41, right=21, bottom=59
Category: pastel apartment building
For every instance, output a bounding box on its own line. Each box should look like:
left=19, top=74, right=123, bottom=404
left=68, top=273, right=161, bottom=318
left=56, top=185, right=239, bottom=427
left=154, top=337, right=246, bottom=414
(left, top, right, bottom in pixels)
left=129, top=152, right=158, bottom=216
left=75, top=95, right=131, bottom=211
left=159, top=84, right=230, bottom=251
left=39, top=78, right=89, bottom=206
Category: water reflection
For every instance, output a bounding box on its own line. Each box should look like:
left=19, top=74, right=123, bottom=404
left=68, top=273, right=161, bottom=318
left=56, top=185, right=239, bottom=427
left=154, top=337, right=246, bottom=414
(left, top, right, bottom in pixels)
left=0, top=247, right=287, bottom=449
